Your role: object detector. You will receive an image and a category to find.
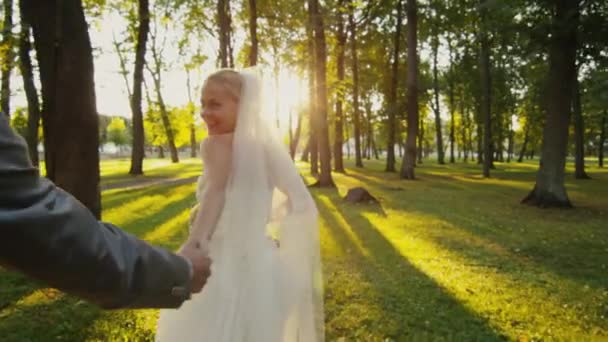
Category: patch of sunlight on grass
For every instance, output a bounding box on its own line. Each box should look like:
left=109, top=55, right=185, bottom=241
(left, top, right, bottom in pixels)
left=0, top=289, right=61, bottom=319
left=317, top=195, right=370, bottom=257
left=143, top=209, right=191, bottom=246
left=356, top=204, right=607, bottom=339
left=103, top=184, right=194, bottom=228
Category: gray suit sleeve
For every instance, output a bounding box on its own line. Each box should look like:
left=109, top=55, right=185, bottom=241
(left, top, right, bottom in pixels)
left=0, top=114, right=192, bottom=309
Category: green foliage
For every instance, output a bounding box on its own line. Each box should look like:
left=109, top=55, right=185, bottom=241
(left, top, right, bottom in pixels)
left=9, top=107, right=27, bottom=138
left=106, top=117, right=131, bottom=147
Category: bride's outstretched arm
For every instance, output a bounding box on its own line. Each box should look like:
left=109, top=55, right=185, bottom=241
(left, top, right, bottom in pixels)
left=185, top=136, right=232, bottom=248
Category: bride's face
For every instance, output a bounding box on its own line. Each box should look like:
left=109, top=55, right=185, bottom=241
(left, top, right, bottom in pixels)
left=201, top=80, right=239, bottom=135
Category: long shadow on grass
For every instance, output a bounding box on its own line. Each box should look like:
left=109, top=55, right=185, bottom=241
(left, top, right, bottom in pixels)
left=0, top=294, right=101, bottom=342
left=315, top=191, right=506, bottom=341
left=344, top=167, right=608, bottom=293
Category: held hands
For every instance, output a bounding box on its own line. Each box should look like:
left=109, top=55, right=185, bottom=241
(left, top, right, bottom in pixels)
left=177, top=240, right=212, bottom=294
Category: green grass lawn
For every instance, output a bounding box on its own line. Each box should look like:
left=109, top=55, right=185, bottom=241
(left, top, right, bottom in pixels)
left=1, top=158, right=607, bottom=341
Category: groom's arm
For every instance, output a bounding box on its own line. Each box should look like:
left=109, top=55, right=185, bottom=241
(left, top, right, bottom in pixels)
left=0, top=114, right=192, bottom=309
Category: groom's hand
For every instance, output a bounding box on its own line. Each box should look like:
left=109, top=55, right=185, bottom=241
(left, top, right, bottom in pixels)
left=178, top=241, right=212, bottom=294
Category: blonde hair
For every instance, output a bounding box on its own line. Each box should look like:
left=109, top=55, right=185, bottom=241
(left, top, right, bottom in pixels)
left=202, top=69, right=242, bottom=102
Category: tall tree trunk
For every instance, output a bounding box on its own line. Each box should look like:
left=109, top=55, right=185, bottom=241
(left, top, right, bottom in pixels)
left=24, top=0, right=101, bottom=217
left=400, top=0, right=418, bottom=179
left=477, top=110, right=483, bottom=164
left=129, top=0, right=149, bottom=175
left=290, top=110, right=303, bottom=160
left=522, top=0, right=578, bottom=208
left=599, top=110, right=606, bottom=167
left=518, top=121, right=530, bottom=162
left=217, top=0, right=232, bottom=68
left=461, top=96, right=468, bottom=163
left=1, top=0, right=14, bottom=117
left=248, top=0, right=258, bottom=66
left=431, top=34, right=444, bottom=164
left=479, top=0, right=492, bottom=177
left=365, top=99, right=373, bottom=161
left=349, top=4, right=363, bottom=168
left=333, top=1, right=346, bottom=172
left=301, top=137, right=311, bottom=162
left=158, top=145, right=164, bottom=158
left=309, top=0, right=334, bottom=187
left=417, top=117, right=424, bottom=164
left=386, top=0, right=403, bottom=172
left=186, top=68, right=197, bottom=158
left=507, top=126, right=514, bottom=163
left=573, top=74, right=589, bottom=179
left=448, top=35, right=456, bottom=164
left=151, top=76, right=178, bottom=163
left=18, top=1, right=40, bottom=166
left=306, top=6, right=318, bottom=175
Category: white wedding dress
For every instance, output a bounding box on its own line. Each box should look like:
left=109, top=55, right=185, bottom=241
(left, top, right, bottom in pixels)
left=156, top=69, right=324, bottom=342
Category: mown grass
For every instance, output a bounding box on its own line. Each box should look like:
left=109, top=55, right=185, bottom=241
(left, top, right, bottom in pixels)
left=1, top=157, right=606, bottom=341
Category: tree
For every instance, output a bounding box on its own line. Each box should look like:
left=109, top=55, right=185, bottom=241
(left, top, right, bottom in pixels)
left=127, top=0, right=150, bottom=174
left=400, top=0, right=418, bottom=179
left=1, top=0, right=14, bottom=117
left=23, top=0, right=101, bottom=218
left=217, top=0, right=234, bottom=68
left=479, top=0, right=493, bottom=178
left=308, top=0, right=334, bottom=187
left=429, top=0, right=445, bottom=165
left=106, top=117, right=130, bottom=153
left=386, top=0, right=403, bottom=172
left=349, top=0, right=363, bottom=168
left=522, top=0, right=579, bottom=208
left=333, top=0, right=347, bottom=172
left=248, top=0, right=258, bottom=66
left=18, top=0, right=41, bottom=166
left=572, top=73, right=590, bottom=179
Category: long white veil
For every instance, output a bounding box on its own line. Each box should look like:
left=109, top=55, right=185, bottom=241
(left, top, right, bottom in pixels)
left=213, top=68, right=324, bottom=341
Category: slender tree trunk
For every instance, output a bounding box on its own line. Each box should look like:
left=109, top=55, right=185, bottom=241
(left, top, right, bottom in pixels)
left=158, top=145, right=164, bottom=158
left=448, top=36, right=456, bottom=164
left=334, top=1, right=346, bottom=172
left=518, top=121, right=530, bottom=162
left=430, top=23, right=444, bottom=165
left=479, top=0, right=492, bottom=177
left=365, top=99, right=373, bottom=161
left=309, top=0, right=334, bottom=186
left=477, top=113, right=483, bottom=164
left=217, top=0, right=232, bottom=68
left=599, top=110, right=606, bottom=167
left=248, top=0, right=258, bottom=66
left=417, top=117, right=424, bottom=164
left=1, top=0, right=14, bottom=117
left=306, top=7, right=318, bottom=175
left=290, top=110, right=303, bottom=160
left=400, top=0, right=418, bottom=179
left=301, top=137, right=311, bottom=162
left=129, top=0, right=149, bottom=175
left=522, top=0, right=578, bottom=208
left=24, top=0, right=101, bottom=217
left=186, top=68, right=197, bottom=158
left=461, top=93, right=468, bottom=162
left=349, top=4, right=363, bottom=168
left=18, top=1, right=40, bottom=166
left=573, top=74, right=590, bottom=179
left=386, top=0, right=403, bottom=172
left=507, top=127, right=514, bottom=163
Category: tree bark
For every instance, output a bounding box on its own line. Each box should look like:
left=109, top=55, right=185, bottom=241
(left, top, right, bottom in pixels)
left=217, top=0, right=232, bottom=68
left=306, top=6, right=318, bottom=175
left=248, top=0, right=258, bottom=66
left=308, top=0, right=334, bottom=187
left=129, top=0, right=149, bottom=175
left=522, top=0, right=578, bottom=208
left=1, top=0, right=14, bottom=117
left=448, top=35, right=456, bottom=164
left=333, top=0, right=346, bottom=172
left=24, top=0, right=101, bottom=217
left=479, top=0, right=492, bottom=177
left=599, top=110, right=606, bottom=167
left=290, top=110, right=303, bottom=160
left=400, top=0, right=418, bottom=179
left=348, top=3, right=363, bottom=168
left=518, top=120, right=530, bottom=162
left=18, top=0, right=41, bottom=166
left=386, top=0, right=403, bottom=172
left=431, top=15, right=444, bottom=165
left=572, top=74, right=590, bottom=179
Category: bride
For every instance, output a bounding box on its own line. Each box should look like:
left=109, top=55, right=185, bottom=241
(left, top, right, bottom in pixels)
left=156, top=68, right=324, bottom=341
